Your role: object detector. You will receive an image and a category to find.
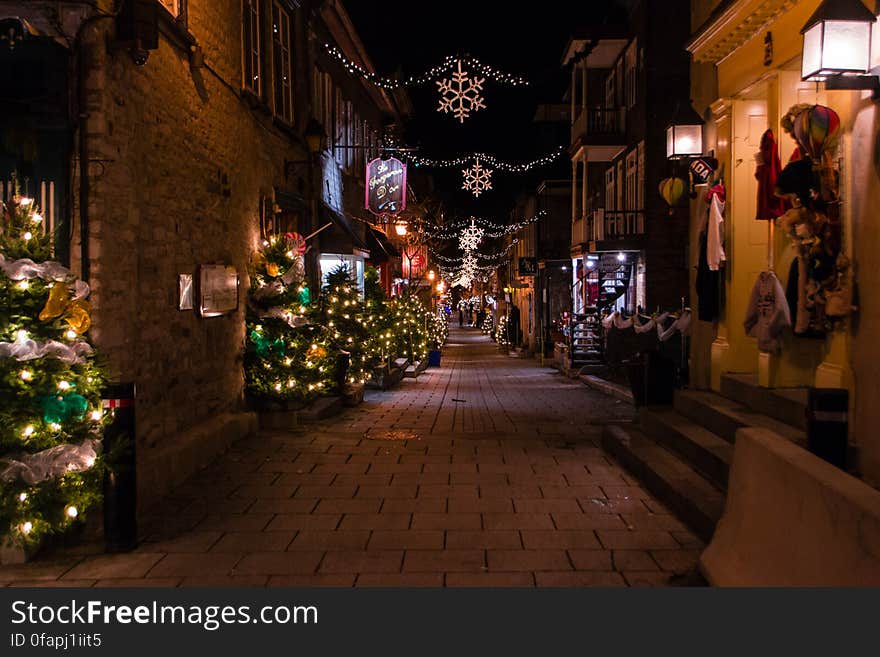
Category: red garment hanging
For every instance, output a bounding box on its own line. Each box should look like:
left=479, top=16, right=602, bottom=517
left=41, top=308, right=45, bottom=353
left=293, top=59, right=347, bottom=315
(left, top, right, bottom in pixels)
left=755, top=129, right=784, bottom=220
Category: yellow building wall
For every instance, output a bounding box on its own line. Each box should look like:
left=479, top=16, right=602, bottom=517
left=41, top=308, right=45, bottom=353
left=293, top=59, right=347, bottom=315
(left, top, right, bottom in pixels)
left=692, top=1, right=880, bottom=483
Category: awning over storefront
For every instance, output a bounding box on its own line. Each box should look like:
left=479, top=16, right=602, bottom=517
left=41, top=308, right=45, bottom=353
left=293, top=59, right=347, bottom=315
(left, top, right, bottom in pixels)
left=365, top=226, right=400, bottom=264
left=318, top=203, right=369, bottom=257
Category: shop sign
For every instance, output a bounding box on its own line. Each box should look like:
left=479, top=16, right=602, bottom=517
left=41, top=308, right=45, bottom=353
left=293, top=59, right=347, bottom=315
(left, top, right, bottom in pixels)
left=689, top=157, right=718, bottom=185
left=365, top=157, right=407, bottom=217
left=518, top=257, right=537, bottom=277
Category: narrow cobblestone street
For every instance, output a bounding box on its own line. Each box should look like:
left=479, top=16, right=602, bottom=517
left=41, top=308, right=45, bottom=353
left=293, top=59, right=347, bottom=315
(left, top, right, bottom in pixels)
left=0, top=327, right=703, bottom=587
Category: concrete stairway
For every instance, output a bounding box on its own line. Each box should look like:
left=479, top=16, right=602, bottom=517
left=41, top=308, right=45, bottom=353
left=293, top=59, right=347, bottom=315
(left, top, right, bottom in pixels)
left=602, top=374, right=807, bottom=542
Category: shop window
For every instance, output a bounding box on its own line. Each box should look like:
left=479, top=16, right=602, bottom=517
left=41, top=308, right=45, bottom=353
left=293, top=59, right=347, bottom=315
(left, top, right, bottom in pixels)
left=320, top=254, right=365, bottom=293
left=271, top=2, right=293, bottom=124
left=242, top=0, right=262, bottom=96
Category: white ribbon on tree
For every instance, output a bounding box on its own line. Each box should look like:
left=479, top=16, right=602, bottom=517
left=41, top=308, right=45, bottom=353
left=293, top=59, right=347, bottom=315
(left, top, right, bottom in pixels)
left=0, top=438, right=101, bottom=485
left=0, top=254, right=74, bottom=282
left=0, top=332, right=94, bottom=364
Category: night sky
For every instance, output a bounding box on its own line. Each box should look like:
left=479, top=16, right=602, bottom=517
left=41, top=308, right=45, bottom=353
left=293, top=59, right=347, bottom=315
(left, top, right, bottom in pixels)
left=346, top=2, right=628, bottom=224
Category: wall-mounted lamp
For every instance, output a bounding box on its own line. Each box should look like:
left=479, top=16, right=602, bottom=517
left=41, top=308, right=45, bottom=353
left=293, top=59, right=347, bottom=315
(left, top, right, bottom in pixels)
left=666, top=102, right=705, bottom=160
left=395, top=223, right=408, bottom=236
left=284, top=120, right=326, bottom=179
left=801, top=0, right=879, bottom=96
left=427, top=270, right=436, bottom=281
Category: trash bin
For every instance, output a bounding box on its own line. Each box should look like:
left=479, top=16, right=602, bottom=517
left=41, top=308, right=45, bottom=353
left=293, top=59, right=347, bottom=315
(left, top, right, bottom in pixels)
left=102, top=382, right=137, bottom=552
left=807, top=388, right=848, bottom=469
left=428, top=349, right=442, bottom=367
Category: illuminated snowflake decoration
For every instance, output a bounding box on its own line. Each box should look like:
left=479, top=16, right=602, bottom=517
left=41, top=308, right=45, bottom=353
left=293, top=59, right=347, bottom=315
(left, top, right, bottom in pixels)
left=458, top=220, right=484, bottom=253
left=437, top=60, right=486, bottom=123
left=462, top=159, right=493, bottom=198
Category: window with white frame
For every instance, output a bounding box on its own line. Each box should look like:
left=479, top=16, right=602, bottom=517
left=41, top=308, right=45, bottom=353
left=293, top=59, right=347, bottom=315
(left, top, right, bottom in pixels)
left=637, top=140, right=645, bottom=211
left=242, top=0, right=261, bottom=95
left=616, top=161, right=624, bottom=213
left=605, top=72, right=615, bottom=108
left=625, top=149, right=638, bottom=211
left=625, top=39, right=638, bottom=108
left=605, top=167, right=615, bottom=211
left=272, top=2, right=293, bottom=124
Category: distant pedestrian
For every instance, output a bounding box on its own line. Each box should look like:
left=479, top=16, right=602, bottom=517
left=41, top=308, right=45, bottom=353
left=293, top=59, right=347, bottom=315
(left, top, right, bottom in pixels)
left=458, top=309, right=464, bottom=327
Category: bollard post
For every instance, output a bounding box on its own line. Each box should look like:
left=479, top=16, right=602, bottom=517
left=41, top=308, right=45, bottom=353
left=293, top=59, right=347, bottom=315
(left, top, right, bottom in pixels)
left=102, top=382, right=137, bottom=552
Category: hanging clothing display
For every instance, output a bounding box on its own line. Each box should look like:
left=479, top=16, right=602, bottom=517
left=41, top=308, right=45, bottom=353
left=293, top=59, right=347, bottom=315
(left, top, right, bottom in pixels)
left=743, top=271, right=791, bottom=354
left=705, top=183, right=726, bottom=271
left=755, top=129, right=784, bottom=220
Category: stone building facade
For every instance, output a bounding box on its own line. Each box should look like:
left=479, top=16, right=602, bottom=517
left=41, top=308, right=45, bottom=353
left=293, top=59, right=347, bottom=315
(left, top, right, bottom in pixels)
left=0, top=0, right=406, bottom=509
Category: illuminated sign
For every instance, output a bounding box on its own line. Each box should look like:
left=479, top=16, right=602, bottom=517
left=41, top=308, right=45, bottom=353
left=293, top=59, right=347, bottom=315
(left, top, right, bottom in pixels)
left=365, top=157, right=407, bottom=217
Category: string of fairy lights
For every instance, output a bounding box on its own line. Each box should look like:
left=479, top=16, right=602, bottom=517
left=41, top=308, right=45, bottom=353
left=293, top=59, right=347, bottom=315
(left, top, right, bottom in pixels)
left=409, top=147, right=566, bottom=172
left=324, top=44, right=530, bottom=90
left=419, top=211, right=546, bottom=240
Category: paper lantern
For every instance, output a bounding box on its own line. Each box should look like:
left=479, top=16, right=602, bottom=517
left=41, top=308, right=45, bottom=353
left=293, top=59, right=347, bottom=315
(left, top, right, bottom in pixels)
left=659, top=177, right=687, bottom=212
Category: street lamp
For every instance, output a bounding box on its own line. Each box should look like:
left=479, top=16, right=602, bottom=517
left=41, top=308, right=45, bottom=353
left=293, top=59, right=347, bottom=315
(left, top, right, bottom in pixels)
left=666, top=102, right=705, bottom=160
left=427, top=270, right=436, bottom=281
left=395, top=223, right=408, bottom=236
left=801, top=0, right=879, bottom=94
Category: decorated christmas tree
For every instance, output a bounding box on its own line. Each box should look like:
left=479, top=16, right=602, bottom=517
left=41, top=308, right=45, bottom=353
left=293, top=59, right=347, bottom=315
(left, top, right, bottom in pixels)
left=244, top=233, right=336, bottom=405
left=0, top=187, right=106, bottom=548
left=387, top=293, right=431, bottom=363
left=481, top=312, right=494, bottom=335
left=427, top=310, right=449, bottom=350
left=312, top=264, right=377, bottom=385
left=494, top=314, right=509, bottom=346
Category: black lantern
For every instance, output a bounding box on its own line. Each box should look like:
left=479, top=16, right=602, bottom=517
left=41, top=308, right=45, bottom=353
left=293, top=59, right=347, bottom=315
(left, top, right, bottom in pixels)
left=801, top=0, right=878, bottom=91
left=304, top=118, right=326, bottom=155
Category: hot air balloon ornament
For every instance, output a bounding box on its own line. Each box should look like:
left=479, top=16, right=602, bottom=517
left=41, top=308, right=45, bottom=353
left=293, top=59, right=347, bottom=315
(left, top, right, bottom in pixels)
left=792, top=104, right=841, bottom=201
left=659, top=177, right=687, bottom=215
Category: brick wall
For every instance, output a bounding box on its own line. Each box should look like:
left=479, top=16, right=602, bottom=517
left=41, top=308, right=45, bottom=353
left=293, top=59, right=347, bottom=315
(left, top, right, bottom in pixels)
left=71, top=2, right=310, bottom=496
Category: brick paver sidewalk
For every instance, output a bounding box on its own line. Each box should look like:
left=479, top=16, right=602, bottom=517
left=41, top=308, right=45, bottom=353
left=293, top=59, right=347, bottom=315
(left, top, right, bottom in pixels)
left=0, top=326, right=703, bottom=587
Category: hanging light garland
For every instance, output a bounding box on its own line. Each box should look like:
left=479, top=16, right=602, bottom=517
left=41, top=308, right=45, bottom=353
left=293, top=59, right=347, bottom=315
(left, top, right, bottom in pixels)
left=409, top=146, right=566, bottom=173
left=420, top=211, right=546, bottom=240
left=324, top=45, right=530, bottom=90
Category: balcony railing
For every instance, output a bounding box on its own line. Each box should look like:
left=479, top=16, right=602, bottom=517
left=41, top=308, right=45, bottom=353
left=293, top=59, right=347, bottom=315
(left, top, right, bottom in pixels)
left=571, top=107, right=625, bottom=144
left=588, top=208, right=645, bottom=242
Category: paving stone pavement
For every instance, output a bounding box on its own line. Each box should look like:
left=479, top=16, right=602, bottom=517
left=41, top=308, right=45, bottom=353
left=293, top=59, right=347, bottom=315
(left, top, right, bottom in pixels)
left=0, top=326, right=705, bottom=587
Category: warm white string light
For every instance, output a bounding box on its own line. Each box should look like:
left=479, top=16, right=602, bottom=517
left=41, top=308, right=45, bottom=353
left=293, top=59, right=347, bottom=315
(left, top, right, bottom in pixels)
left=410, top=146, right=566, bottom=173
left=421, top=211, right=546, bottom=240
left=324, top=44, right=530, bottom=89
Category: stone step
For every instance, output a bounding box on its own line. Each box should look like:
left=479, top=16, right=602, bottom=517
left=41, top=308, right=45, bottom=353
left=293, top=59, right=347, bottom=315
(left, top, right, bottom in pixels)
left=640, top=408, right=732, bottom=488
left=601, top=424, right=725, bottom=543
left=720, top=373, right=808, bottom=430
left=674, top=389, right=806, bottom=446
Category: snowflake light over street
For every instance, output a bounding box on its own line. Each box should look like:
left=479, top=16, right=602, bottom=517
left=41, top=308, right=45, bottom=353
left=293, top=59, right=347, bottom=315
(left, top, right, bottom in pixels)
left=436, top=60, right=486, bottom=122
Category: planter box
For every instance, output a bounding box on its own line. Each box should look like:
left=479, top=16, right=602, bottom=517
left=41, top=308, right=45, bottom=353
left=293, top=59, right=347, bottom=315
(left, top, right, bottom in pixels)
left=0, top=537, right=40, bottom=565
left=343, top=383, right=365, bottom=407
left=299, top=396, right=344, bottom=422
left=259, top=409, right=299, bottom=430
